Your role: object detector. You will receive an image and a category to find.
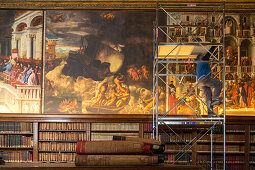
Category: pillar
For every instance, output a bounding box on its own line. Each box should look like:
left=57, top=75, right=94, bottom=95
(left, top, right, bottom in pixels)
left=237, top=42, right=241, bottom=77
left=251, top=43, right=255, bottom=77
left=26, top=35, right=31, bottom=59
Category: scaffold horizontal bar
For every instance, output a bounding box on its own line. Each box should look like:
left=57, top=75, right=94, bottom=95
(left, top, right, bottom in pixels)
left=159, top=5, right=223, bottom=9
left=159, top=43, right=223, bottom=46
left=158, top=25, right=222, bottom=28
left=158, top=74, right=196, bottom=76
left=159, top=122, right=223, bottom=126
left=157, top=60, right=223, bottom=64
left=158, top=117, right=224, bottom=121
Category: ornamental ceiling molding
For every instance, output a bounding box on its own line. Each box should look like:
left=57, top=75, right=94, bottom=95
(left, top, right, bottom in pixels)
left=0, top=1, right=254, bottom=12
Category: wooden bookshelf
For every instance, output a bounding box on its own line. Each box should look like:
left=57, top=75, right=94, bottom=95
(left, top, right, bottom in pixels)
left=0, top=122, right=33, bottom=162
left=0, top=116, right=254, bottom=169
left=37, top=122, right=87, bottom=162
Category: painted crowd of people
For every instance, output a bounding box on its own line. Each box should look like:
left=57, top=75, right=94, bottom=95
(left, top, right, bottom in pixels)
left=226, top=76, right=255, bottom=109
left=0, top=49, right=41, bottom=86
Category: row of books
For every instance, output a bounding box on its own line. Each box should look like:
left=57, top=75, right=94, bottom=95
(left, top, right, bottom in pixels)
left=166, top=153, right=192, bottom=163
left=144, top=132, right=194, bottom=143
left=250, top=135, right=255, bottom=143
left=250, top=146, right=255, bottom=151
left=39, top=153, right=75, bottom=162
left=165, top=144, right=192, bottom=151
left=200, top=164, right=244, bottom=170
left=39, top=142, right=76, bottom=152
left=226, top=125, right=245, bottom=131
left=143, top=133, right=153, bottom=139
left=197, top=144, right=244, bottom=152
left=91, top=133, right=139, bottom=141
left=0, top=135, right=33, bottom=147
left=250, top=125, right=255, bottom=131
left=197, top=155, right=244, bottom=163
left=225, top=164, right=244, bottom=169
left=91, top=123, right=139, bottom=131
left=39, top=122, right=86, bottom=131
left=201, top=134, right=245, bottom=141
left=39, top=132, right=86, bottom=141
left=0, top=122, right=32, bottom=133
left=250, top=155, right=255, bottom=161
left=159, top=133, right=193, bottom=143
left=143, top=123, right=153, bottom=132
left=200, top=134, right=222, bottom=141
left=0, top=151, right=33, bottom=162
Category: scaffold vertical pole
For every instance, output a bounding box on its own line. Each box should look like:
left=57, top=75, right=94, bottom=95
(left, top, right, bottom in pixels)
left=211, top=127, right=213, bottom=170
left=155, top=0, right=159, bottom=141
left=223, top=1, right=226, bottom=170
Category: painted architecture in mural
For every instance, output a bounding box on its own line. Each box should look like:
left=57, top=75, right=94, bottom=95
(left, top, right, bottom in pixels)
left=0, top=10, right=42, bottom=113
left=44, top=11, right=255, bottom=115
left=165, top=13, right=255, bottom=116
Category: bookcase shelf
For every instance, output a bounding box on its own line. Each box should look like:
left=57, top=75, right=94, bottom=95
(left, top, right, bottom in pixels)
left=198, top=161, right=245, bottom=164
left=226, top=130, right=245, bottom=133
left=38, top=122, right=88, bottom=162
left=166, top=161, right=191, bottom=164
left=197, top=151, right=245, bottom=154
left=90, top=130, right=139, bottom=133
left=38, top=130, right=85, bottom=132
left=38, top=151, right=76, bottom=153
left=0, top=116, right=254, bottom=169
left=197, top=140, right=245, bottom=144
left=0, top=122, right=34, bottom=163
left=164, top=150, right=192, bottom=154
left=0, top=147, right=33, bottom=150
left=38, top=140, right=77, bottom=143
left=0, top=132, right=33, bottom=135
left=164, top=141, right=193, bottom=144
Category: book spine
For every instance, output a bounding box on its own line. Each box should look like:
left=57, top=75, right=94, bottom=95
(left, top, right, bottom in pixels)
left=75, top=155, right=159, bottom=166
left=76, top=141, right=152, bottom=154
left=112, top=136, right=161, bottom=145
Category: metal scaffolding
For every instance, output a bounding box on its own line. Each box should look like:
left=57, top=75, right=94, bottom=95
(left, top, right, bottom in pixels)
left=153, top=1, right=226, bottom=169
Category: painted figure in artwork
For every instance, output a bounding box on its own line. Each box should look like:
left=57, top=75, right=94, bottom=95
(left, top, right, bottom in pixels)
left=229, top=81, right=239, bottom=108
left=10, top=62, right=20, bottom=80
left=143, top=86, right=161, bottom=109
left=0, top=60, right=7, bottom=72
left=238, top=82, right=248, bottom=108
left=104, top=88, right=118, bottom=106
left=4, top=49, right=19, bottom=73
left=5, top=58, right=15, bottom=73
left=88, top=75, right=131, bottom=112
left=21, top=64, right=32, bottom=84
left=91, top=82, right=108, bottom=107
left=196, top=46, right=222, bottom=117
left=27, top=70, right=38, bottom=85
left=169, top=91, right=178, bottom=115
left=113, top=76, right=130, bottom=107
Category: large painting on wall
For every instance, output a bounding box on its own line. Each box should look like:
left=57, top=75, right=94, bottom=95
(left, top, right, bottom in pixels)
left=0, top=10, right=253, bottom=116
left=44, top=10, right=255, bottom=116
left=44, top=11, right=164, bottom=114
left=0, top=10, right=43, bottom=113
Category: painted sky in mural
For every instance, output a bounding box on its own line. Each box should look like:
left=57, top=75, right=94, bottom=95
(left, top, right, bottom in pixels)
left=44, top=11, right=164, bottom=114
